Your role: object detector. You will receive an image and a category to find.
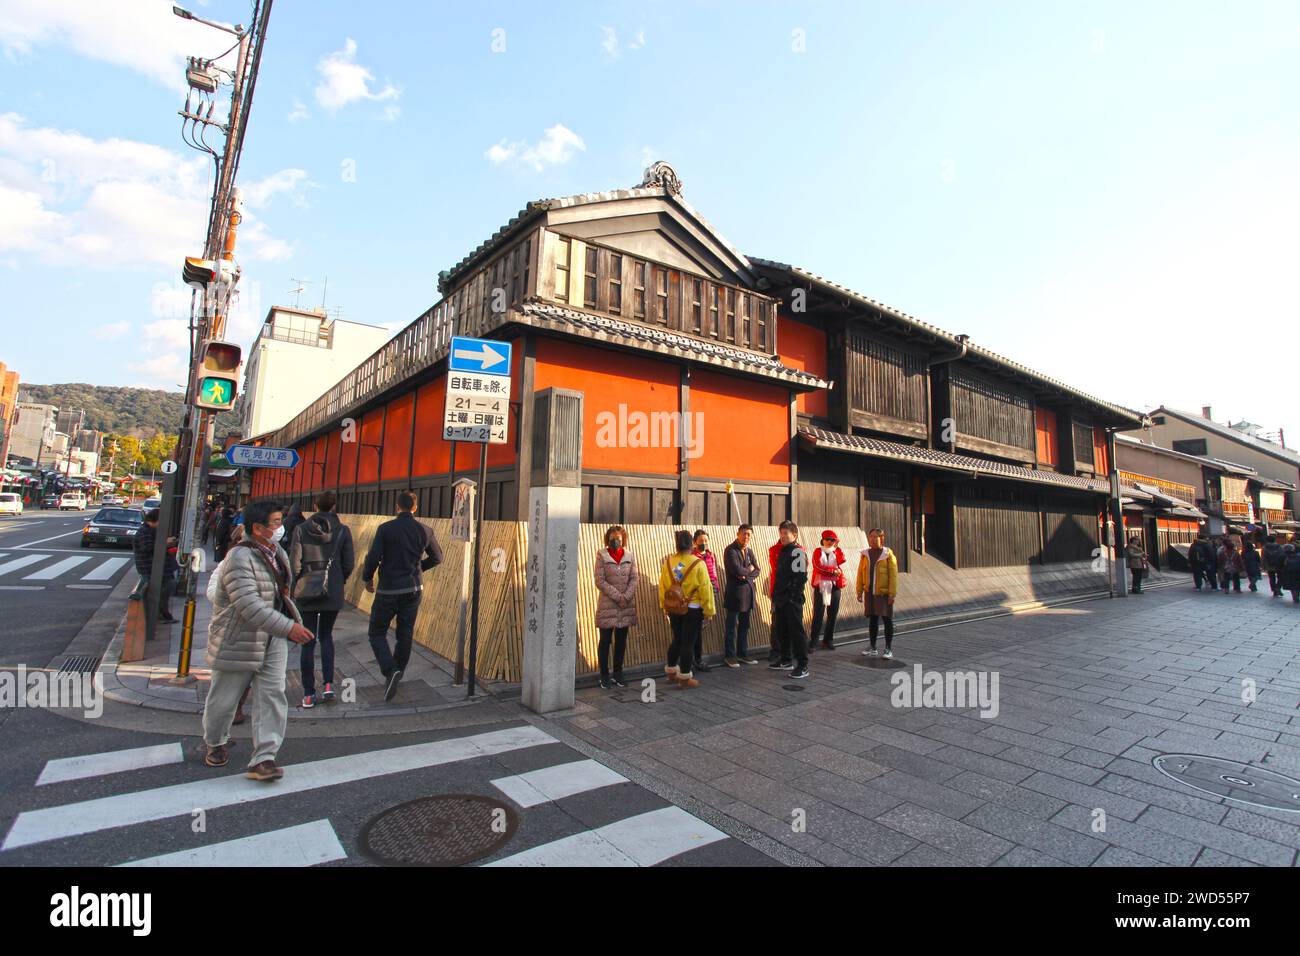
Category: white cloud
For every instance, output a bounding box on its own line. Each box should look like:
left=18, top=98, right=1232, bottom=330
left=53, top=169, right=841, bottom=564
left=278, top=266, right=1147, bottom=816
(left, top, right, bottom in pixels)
left=314, top=39, right=401, bottom=113
left=485, top=124, right=586, bottom=172
left=92, top=320, right=131, bottom=340
left=601, top=27, right=619, bottom=58
left=629, top=29, right=646, bottom=50
left=288, top=99, right=309, bottom=123
left=140, top=319, right=192, bottom=351
left=0, top=0, right=240, bottom=91
left=0, top=113, right=299, bottom=269
left=131, top=352, right=189, bottom=387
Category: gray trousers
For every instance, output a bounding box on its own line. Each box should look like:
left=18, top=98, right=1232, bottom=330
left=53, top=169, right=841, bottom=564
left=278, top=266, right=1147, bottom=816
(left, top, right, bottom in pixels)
left=202, top=637, right=289, bottom=767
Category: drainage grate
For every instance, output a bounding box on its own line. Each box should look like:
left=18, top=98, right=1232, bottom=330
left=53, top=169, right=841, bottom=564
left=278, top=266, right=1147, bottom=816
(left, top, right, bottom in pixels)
left=855, top=656, right=905, bottom=670
left=1152, top=754, right=1300, bottom=813
left=58, top=656, right=101, bottom=674
left=359, top=795, right=518, bottom=866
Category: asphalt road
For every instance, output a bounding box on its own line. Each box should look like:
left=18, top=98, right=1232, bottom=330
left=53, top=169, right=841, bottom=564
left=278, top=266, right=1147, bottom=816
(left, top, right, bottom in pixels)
left=0, top=509, right=135, bottom=669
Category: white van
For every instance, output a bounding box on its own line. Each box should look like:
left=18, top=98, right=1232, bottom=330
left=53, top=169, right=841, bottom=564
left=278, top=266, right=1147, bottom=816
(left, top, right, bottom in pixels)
left=0, top=493, right=22, bottom=516
left=59, top=491, right=87, bottom=511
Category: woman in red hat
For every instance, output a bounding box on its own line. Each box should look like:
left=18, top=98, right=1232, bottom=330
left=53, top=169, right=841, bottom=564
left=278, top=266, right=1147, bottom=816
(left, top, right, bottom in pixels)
left=809, top=529, right=847, bottom=651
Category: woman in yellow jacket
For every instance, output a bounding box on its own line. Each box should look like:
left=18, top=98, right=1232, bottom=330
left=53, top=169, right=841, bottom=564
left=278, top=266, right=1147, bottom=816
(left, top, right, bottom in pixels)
left=856, top=527, right=899, bottom=658
left=659, top=529, right=716, bottom=688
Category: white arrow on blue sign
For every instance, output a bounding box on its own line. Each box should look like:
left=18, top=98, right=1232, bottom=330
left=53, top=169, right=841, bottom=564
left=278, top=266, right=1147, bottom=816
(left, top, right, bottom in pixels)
left=448, top=336, right=511, bottom=375
left=225, top=445, right=300, bottom=469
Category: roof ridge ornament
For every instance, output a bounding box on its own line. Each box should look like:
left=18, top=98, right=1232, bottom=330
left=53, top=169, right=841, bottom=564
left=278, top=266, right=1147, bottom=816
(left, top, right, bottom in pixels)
left=639, top=160, right=682, bottom=196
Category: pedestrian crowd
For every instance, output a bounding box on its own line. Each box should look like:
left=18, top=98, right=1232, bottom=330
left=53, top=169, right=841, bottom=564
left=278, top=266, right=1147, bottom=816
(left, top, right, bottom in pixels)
left=1185, top=528, right=1300, bottom=601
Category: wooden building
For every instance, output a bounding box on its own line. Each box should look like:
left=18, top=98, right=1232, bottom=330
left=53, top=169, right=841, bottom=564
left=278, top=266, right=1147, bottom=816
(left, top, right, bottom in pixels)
left=248, top=164, right=1142, bottom=584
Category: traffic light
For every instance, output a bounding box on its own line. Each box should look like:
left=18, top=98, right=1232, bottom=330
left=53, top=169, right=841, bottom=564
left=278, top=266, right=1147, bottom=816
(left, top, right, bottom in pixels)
left=194, top=339, right=241, bottom=411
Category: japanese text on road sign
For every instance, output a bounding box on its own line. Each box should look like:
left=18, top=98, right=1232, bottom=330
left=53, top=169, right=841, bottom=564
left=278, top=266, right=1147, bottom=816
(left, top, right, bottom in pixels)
left=444, top=337, right=511, bottom=444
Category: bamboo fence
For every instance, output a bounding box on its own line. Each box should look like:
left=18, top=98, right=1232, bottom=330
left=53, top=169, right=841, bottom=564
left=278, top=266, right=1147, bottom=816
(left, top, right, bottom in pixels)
left=340, top=515, right=871, bottom=683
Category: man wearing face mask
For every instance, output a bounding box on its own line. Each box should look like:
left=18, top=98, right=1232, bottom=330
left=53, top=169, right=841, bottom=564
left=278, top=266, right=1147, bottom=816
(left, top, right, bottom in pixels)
left=201, top=499, right=315, bottom=781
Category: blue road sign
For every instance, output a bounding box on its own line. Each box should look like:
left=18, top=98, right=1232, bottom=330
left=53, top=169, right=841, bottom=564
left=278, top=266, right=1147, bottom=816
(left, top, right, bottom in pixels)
left=448, top=336, right=511, bottom=376
left=225, top=445, right=300, bottom=469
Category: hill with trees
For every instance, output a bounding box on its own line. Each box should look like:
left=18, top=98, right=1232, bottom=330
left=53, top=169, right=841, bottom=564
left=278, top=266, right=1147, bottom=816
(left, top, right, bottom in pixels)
left=19, top=384, right=240, bottom=439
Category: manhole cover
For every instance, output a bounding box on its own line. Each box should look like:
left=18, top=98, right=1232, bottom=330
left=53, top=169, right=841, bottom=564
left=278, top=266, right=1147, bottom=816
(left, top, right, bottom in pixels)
left=359, top=795, right=518, bottom=866
left=1152, top=754, right=1300, bottom=813
left=855, top=656, right=906, bottom=670
left=782, top=684, right=806, bottom=692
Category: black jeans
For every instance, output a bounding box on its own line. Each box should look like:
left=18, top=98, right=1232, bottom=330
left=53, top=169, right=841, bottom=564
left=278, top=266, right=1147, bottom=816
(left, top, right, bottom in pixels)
left=1219, top=573, right=1241, bottom=592
left=869, top=614, right=894, bottom=650
left=368, top=591, right=421, bottom=677
left=598, top=627, right=628, bottom=680
left=667, top=608, right=703, bottom=676
left=159, top=575, right=177, bottom=618
left=776, top=601, right=807, bottom=668
left=1267, top=570, right=1281, bottom=595
left=1130, top=569, right=1143, bottom=593
left=724, top=609, right=750, bottom=658
left=810, top=587, right=841, bottom=646
left=300, top=609, right=339, bottom=696
left=1192, top=567, right=1212, bottom=589
left=768, top=599, right=786, bottom=661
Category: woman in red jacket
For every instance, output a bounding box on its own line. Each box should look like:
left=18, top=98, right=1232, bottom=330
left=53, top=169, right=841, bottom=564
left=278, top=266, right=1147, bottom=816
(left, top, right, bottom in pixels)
left=809, top=529, right=847, bottom=651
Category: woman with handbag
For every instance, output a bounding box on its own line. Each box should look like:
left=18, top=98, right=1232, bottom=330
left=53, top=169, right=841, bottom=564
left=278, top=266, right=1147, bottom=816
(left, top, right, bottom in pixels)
left=1124, top=535, right=1149, bottom=594
left=288, top=492, right=355, bottom=708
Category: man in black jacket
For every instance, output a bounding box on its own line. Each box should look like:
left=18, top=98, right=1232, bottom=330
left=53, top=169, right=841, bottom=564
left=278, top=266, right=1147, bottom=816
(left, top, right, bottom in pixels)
left=131, top=508, right=179, bottom=622
left=1263, top=535, right=1285, bottom=596
left=768, top=520, right=810, bottom=679
left=1188, top=534, right=1217, bottom=591
left=363, top=491, right=443, bottom=700
left=722, top=525, right=762, bottom=667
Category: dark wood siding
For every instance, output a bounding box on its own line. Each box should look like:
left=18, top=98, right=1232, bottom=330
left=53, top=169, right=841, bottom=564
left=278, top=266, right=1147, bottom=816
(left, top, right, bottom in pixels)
left=1073, top=421, right=1096, bottom=466
left=952, top=370, right=1034, bottom=452
left=955, top=483, right=1040, bottom=568
left=1042, top=498, right=1100, bottom=563
left=847, top=333, right=928, bottom=427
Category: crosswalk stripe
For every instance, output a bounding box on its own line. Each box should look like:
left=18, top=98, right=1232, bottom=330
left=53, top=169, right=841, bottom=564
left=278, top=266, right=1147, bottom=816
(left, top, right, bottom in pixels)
left=37, top=743, right=185, bottom=786
left=486, top=806, right=728, bottom=867
left=490, top=759, right=628, bottom=808
left=24, top=556, right=92, bottom=580
left=0, top=554, right=48, bottom=577
left=82, top=556, right=131, bottom=581
left=118, top=819, right=346, bottom=867
left=2, top=725, right=556, bottom=851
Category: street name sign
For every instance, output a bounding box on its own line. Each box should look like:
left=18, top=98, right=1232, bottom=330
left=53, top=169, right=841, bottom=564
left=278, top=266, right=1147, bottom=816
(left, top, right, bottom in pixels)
left=225, top=445, right=300, bottom=469
left=444, top=336, right=511, bottom=444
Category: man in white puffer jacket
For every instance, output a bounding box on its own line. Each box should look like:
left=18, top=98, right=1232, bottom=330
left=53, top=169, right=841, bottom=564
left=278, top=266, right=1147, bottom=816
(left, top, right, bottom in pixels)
left=201, top=499, right=314, bottom=780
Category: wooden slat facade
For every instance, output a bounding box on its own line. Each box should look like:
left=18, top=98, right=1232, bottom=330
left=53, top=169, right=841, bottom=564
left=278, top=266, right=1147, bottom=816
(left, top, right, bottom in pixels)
left=950, top=370, right=1035, bottom=456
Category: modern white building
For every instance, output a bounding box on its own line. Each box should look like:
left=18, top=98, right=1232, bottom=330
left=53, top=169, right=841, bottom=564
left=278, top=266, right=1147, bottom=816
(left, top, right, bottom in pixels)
left=239, top=306, right=392, bottom=439
left=9, top=400, right=58, bottom=462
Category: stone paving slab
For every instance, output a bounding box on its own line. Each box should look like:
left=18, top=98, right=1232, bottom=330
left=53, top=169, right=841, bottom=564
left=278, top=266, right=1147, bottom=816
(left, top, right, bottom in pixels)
left=537, top=584, right=1300, bottom=867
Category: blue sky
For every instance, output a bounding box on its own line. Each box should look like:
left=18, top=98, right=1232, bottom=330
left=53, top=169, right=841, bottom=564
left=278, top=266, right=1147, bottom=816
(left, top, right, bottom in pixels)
left=2, top=0, right=1298, bottom=438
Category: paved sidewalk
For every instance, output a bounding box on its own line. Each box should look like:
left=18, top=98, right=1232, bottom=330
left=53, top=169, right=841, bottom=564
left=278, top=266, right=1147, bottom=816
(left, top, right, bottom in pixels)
left=99, top=564, right=496, bottom=719
left=537, top=585, right=1300, bottom=867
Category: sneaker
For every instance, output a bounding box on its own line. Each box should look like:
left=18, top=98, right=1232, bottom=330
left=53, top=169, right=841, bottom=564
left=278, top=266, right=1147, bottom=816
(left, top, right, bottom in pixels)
left=695, top=661, right=712, bottom=673
left=611, top=675, right=627, bottom=689
left=301, top=694, right=315, bottom=709
left=598, top=677, right=612, bottom=690
left=791, top=666, right=809, bottom=679
left=767, top=660, right=785, bottom=670
left=778, top=661, right=794, bottom=671
left=245, top=760, right=284, bottom=782
left=725, top=657, right=740, bottom=668
left=203, top=745, right=229, bottom=768
left=383, top=669, right=403, bottom=702
left=883, top=649, right=894, bottom=659
left=322, top=682, right=336, bottom=702
left=740, top=657, right=760, bottom=665
left=862, top=648, right=878, bottom=657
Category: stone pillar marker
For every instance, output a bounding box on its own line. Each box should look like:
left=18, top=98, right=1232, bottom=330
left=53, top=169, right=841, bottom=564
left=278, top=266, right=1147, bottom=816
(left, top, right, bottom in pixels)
left=522, top=388, right=583, bottom=714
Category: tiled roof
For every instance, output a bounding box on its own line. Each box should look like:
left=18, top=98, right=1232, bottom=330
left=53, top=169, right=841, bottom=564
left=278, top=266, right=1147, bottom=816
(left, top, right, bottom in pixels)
left=798, top=425, right=1111, bottom=493
left=515, top=300, right=829, bottom=389
left=1154, top=407, right=1300, bottom=470
left=751, top=258, right=1144, bottom=427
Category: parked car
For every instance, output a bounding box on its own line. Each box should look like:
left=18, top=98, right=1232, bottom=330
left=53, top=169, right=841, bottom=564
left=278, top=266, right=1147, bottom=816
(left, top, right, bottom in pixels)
left=142, top=496, right=161, bottom=511
left=41, top=494, right=59, bottom=510
left=101, top=494, right=119, bottom=506
left=59, top=491, right=88, bottom=511
left=0, top=493, right=22, bottom=516
left=81, top=507, right=144, bottom=548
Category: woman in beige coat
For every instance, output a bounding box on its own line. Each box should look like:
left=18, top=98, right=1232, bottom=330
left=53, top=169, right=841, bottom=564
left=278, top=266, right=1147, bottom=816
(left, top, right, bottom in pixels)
left=594, top=525, right=638, bottom=689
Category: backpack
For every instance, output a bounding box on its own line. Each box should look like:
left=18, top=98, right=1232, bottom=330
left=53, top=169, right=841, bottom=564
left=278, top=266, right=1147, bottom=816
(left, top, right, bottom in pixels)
left=662, top=557, right=702, bottom=616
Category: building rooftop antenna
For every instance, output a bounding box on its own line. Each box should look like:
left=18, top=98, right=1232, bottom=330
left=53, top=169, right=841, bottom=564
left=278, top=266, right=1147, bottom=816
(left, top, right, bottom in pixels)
left=288, top=277, right=312, bottom=309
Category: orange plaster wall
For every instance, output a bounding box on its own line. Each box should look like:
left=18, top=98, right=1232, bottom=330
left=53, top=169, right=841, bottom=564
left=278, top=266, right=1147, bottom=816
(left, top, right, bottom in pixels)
left=412, top=378, right=452, bottom=477
left=777, top=314, right=828, bottom=419
left=532, top=338, right=680, bottom=475
left=381, top=393, right=414, bottom=482
left=357, top=408, right=384, bottom=483
left=325, top=430, right=342, bottom=489
left=689, top=369, right=791, bottom=483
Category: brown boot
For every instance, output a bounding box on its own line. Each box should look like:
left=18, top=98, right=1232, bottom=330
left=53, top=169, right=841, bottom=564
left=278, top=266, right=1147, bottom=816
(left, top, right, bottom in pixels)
left=676, top=673, right=700, bottom=689
left=245, top=760, right=284, bottom=782
left=664, top=665, right=679, bottom=679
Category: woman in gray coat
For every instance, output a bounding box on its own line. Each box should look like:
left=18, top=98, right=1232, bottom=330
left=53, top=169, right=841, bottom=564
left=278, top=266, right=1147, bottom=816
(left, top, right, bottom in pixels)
left=594, top=525, right=637, bottom=689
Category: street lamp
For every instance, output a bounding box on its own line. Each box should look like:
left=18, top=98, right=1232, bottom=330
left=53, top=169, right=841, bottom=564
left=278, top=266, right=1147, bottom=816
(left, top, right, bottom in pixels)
left=172, top=6, right=244, bottom=37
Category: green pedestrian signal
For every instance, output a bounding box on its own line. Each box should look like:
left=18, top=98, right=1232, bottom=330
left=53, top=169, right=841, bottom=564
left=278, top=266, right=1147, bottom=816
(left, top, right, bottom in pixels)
left=199, top=376, right=233, bottom=408
left=194, top=339, right=242, bottom=411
